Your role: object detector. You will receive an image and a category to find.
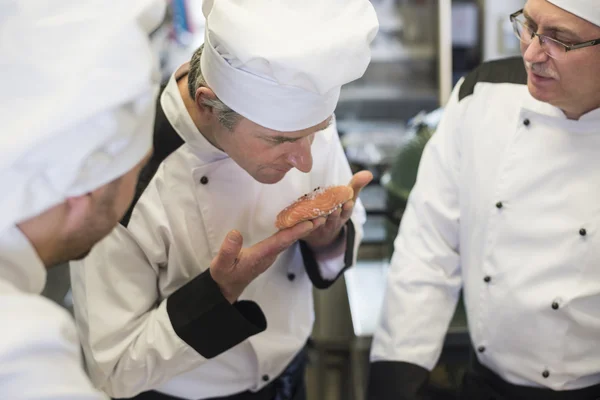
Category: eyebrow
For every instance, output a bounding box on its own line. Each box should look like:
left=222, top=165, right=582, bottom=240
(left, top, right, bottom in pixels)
left=269, top=136, right=303, bottom=143
left=267, top=118, right=333, bottom=143
left=523, top=10, right=582, bottom=41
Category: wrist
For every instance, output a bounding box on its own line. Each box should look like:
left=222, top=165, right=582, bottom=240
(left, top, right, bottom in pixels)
left=209, top=270, right=239, bottom=304
left=307, top=226, right=347, bottom=260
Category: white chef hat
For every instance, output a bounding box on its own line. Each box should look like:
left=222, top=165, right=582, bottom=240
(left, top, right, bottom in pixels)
left=547, top=0, right=600, bottom=27
left=200, top=0, right=379, bottom=132
left=0, top=0, right=165, bottom=233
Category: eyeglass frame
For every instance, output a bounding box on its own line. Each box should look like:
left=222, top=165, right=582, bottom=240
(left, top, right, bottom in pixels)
left=509, top=9, right=600, bottom=55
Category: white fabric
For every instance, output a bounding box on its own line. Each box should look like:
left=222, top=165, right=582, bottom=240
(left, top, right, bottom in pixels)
left=200, top=0, right=378, bottom=132
left=547, top=0, right=600, bottom=27
left=69, top=67, right=366, bottom=399
left=371, top=74, right=600, bottom=390
left=0, top=225, right=107, bottom=400
left=0, top=0, right=165, bottom=232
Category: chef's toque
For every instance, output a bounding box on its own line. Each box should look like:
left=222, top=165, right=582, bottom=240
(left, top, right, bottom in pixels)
left=0, top=0, right=165, bottom=232
left=547, top=0, right=600, bottom=27
left=200, top=0, right=379, bottom=132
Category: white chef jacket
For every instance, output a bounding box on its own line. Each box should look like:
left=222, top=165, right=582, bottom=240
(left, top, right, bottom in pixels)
left=70, top=64, right=366, bottom=399
left=0, top=225, right=107, bottom=400
left=371, top=57, right=600, bottom=391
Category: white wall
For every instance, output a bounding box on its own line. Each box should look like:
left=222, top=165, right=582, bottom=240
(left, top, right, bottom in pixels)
left=480, top=0, right=526, bottom=61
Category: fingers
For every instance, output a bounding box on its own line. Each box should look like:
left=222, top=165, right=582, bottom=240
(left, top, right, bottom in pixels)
left=348, top=170, right=373, bottom=202
left=324, top=207, right=342, bottom=230
left=340, top=200, right=354, bottom=221
left=212, top=230, right=243, bottom=271
left=255, top=219, right=322, bottom=260
left=311, top=216, right=327, bottom=230
left=278, top=218, right=326, bottom=245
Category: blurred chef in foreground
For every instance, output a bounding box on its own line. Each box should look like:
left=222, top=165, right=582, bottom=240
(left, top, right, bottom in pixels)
left=0, top=0, right=165, bottom=399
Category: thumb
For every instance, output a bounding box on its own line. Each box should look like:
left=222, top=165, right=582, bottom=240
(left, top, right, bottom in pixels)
left=212, top=230, right=243, bottom=270
left=349, top=170, right=373, bottom=201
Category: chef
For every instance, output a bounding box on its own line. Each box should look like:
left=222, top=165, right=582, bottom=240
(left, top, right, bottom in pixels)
left=0, top=0, right=165, bottom=398
left=69, top=0, right=379, bottom=399
left=368, top=0, right=600, bottom=399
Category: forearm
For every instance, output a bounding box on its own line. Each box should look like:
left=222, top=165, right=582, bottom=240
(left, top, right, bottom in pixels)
left=166, top=269, right=267, bottom=358
left=367, top=229, right=462, bottom=400
left=85, top=300, right=205, bottom=398
left=77, top=270, right=267, bottom=398
left=368, top=82, right=466, bottom=398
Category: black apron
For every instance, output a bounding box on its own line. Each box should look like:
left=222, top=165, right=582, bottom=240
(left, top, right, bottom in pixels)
left=459, top=352, right=600, bottom=400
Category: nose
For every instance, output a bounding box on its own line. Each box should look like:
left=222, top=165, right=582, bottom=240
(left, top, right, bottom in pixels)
left=522, top=35, right=549, bottom=64
left=287, top=136, right=313, bottom=173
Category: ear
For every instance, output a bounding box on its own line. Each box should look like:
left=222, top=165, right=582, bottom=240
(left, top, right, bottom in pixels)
left=195, top=86, right=219, bottom=118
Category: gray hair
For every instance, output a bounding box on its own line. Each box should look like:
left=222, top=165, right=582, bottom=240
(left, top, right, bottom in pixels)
left=187, top=44, right=241, bottom=130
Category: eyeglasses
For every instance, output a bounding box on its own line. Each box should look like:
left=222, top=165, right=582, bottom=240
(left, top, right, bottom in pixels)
left=509, top=9, right=600, bottom=59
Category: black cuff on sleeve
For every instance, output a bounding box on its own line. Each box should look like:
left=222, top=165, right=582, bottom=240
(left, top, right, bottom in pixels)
left=299, top=218, right=357, bottom=290
left=367, top=361, right=430, bottom=400
left=166, top=269, right=267, bottom=359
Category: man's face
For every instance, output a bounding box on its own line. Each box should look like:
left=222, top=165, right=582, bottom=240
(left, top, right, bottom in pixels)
left=213, top=117, right=332, bottom=184
left=62, top=151, right=151, bottom=262
left=521, top=0, right=600, bottom=117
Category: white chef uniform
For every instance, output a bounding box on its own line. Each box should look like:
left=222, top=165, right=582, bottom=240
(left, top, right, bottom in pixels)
left=370, top=54, right=600, bottom=394
left=69, top=0, right=378, bottom=398
left=0, top=1, right=164, bottom=399
left=69, top=63, right=367, bottom=399
left=0, top=225, right=107, bottom=400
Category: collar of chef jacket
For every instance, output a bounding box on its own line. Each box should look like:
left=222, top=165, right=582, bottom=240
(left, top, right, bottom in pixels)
left=521, top=91, right=600, bottom=133
left=160, top=64, right=230, bottom=164
left=0, top=225, right=46, bottom=294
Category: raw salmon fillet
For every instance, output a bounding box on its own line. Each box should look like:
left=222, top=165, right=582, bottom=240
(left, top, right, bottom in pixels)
left=275, top=185, right=354, bottom=229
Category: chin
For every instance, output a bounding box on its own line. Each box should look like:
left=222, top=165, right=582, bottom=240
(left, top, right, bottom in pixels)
left=527, top=71, right=563, bottom=105
left=255, top=174, right=285, bottom=184
left=51, top=247, right=92, bottom=268
left=528, top=82, right=554, bottom=104
left=253, top=168, right=289, bottom=184
left=71, top=248, right=92, bottom=261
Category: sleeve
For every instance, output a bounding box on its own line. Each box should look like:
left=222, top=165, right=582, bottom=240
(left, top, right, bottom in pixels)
left=300, top=118, right=366, bottom=289
left=70, top=183, right=266, bottom=399
left=0, top=295, right=108, bottom=400
left=367, top=79, right=467, bottom=400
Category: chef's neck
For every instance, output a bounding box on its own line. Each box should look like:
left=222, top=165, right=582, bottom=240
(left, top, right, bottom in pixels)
left=560, top=102, right=600, bottom=120
left=177, top=74, right=224, bottom=151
